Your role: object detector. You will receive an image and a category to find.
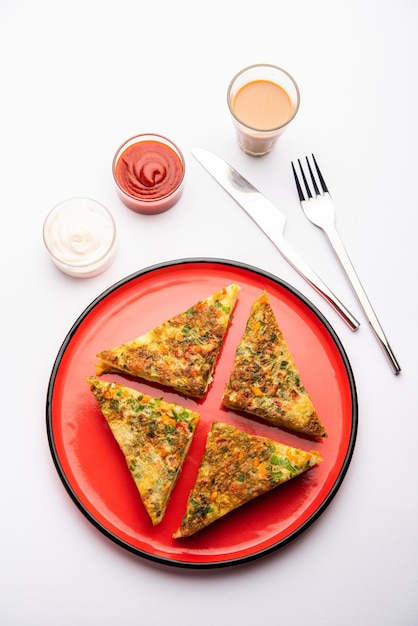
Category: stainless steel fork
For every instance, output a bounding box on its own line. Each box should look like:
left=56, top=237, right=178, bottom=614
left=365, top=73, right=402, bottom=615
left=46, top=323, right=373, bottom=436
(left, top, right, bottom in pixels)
left=291, top=155, right=401, bottom=375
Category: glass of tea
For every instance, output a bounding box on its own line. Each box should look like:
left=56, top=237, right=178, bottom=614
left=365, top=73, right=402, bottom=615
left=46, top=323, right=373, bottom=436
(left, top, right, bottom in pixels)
left=227, top=64, right=300, bottom=156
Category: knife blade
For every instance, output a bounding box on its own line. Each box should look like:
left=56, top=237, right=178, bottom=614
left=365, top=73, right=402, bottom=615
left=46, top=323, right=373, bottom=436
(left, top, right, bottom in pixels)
left=192, top=147, right=360, bottom=331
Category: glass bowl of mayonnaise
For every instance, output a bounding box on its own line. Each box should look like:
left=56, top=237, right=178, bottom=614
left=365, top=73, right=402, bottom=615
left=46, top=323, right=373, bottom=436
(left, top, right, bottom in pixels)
left=43, top=197, right=117, bottom=278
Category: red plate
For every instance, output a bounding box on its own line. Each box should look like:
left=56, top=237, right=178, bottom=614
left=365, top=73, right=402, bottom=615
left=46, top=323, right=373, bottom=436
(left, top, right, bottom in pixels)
left=46, top=259, right=357, bottom=568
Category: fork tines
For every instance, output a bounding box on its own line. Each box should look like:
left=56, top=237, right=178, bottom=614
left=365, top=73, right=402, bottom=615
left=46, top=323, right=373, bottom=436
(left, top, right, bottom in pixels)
left=291, top=154, right=329, bottom=201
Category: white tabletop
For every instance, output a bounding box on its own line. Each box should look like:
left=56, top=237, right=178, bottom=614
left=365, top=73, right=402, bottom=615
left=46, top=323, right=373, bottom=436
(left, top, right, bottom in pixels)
left=2, top=1, right=417, bottom=624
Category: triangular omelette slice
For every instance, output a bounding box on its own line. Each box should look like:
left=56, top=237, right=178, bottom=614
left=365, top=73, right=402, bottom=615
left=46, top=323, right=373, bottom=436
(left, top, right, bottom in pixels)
left=87, top=376, right=200, bottom=525
left=95, top=283, right=240, bottom=398
left=173, top=422, right=322, bottom=538
left=222, top=292, right=327, bottom=438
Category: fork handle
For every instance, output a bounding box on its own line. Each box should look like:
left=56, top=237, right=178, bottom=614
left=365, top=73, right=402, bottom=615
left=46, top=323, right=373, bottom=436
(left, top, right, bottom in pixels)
left=325, top=225, right=401, bottom=374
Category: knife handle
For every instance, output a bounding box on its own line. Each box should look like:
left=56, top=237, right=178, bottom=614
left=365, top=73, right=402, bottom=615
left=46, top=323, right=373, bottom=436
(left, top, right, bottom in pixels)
left=278, top=239, right=360, bottom=331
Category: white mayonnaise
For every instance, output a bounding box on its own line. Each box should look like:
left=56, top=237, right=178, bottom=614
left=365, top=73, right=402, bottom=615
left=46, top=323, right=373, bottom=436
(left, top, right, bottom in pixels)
left=43, top=197, right=117, bottom=277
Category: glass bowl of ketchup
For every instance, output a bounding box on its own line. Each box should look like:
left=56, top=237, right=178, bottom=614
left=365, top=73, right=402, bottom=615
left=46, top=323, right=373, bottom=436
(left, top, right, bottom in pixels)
left=112, top=133, right=185, bottom=214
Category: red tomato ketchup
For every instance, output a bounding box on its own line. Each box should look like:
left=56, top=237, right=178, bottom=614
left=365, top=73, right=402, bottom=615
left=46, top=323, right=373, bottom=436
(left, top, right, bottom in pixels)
left=113, top=134, right=185, bottom=214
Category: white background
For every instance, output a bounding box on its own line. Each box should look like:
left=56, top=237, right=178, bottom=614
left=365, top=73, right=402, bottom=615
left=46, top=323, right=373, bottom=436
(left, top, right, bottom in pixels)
left=1, top=1, right=417, bottom=624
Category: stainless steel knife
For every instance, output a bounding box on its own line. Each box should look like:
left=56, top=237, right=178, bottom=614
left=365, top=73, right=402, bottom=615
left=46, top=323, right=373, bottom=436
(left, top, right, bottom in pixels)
left=192, top=147, right=360, bottom=331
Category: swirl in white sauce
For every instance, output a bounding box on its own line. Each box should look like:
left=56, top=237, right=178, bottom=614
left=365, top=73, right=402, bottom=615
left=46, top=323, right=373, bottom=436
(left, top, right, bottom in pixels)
left=43, top=198, right=116, bottom=274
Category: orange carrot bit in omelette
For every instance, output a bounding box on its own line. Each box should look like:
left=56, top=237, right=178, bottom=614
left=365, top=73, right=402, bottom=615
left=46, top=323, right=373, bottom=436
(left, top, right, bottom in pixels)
left=258, top=462, right=268, bottom=477
left=162, top=414, right=176, bottom=427
left=285, top=447, right=301, bottom=463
